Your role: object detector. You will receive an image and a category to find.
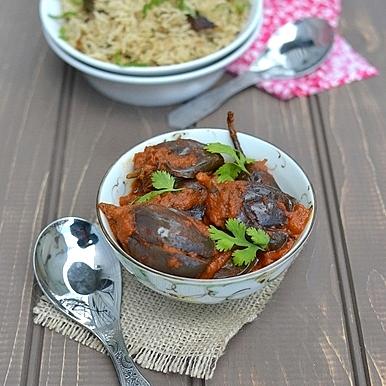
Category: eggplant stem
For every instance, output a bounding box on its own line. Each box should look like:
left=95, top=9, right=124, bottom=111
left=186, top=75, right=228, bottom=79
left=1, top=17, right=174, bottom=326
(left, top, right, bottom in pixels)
left=227, top=111, right=244, bottom=155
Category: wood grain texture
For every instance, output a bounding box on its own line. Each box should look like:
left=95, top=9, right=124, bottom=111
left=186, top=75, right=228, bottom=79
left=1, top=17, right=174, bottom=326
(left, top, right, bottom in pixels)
left=0, top=0, right=383, bottom=384
left=317, top=0, right=386, bottom=385
left=0, top=1, right=65, bottom=385
left=38, top=75, right=355, bottom=385
left=37, top=73, right=192, bottom=386
left=200, top=89, right=355, bottom=386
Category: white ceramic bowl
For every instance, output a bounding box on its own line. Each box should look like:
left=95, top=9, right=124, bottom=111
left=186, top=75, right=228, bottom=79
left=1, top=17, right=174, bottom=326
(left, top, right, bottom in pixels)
left=42, top=20, right=261, bottom=106
left=40, top=0, right=262, bottom=76
left=96, top=129, right=316, bottom=304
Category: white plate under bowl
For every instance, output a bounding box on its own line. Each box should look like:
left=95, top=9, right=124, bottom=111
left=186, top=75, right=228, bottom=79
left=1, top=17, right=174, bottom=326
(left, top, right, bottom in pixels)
left=40, top=0, right=262, bottom=76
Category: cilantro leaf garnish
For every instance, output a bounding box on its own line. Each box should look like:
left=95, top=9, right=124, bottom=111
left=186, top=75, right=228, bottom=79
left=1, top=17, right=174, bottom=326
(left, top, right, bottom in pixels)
left=232, top=246, right=258, bottom=266
left=151, top=170, right=175, bottom=190
left=205, top=142, right=239, bottom=159
left=204, top=143, right=255, bottom=182
left=136, top=171, right=182, bottom=203
left=209, top=219, right=270, bottom=266
left=214, top=163, right=240, bottom=183
left=246, top=227, right=270, bottom=246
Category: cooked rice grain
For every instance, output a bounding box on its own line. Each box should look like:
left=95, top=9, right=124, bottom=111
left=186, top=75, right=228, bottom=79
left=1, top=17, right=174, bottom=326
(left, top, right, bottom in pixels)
left=60, top=0, right=250, bottom=66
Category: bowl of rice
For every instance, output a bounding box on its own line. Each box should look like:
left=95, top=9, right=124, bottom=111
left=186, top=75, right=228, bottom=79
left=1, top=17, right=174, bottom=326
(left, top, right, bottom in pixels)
left=40, top=0, right=261, bottom=76
left=42, top=16, right=261, bottom=106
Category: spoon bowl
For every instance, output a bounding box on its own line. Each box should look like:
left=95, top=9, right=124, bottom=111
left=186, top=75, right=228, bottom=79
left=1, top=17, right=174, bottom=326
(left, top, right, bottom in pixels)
left=168, top=17, right=334, bottom=129
left=251, top=17, right=334, bottom=78
left=33, top=217, right=150, bottom=386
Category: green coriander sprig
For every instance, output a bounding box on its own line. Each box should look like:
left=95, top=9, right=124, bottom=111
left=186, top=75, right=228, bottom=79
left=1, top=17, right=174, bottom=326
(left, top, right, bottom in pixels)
left=136, top=171, right=182, bottom=204
left=204, top=143, right=255, bottom=182
left=209, top=219, right=270, bottom=266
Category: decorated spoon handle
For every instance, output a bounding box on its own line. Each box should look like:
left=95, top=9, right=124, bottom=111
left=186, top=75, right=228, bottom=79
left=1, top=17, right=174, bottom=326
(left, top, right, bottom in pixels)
left=99, top=325, right=151, bottom=386
left=168, top=71, right=261, bottom=130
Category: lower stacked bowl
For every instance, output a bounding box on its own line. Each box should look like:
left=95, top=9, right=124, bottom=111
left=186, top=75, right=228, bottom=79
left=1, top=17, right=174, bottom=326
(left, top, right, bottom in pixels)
left=40, top=0, right=263, bottom=106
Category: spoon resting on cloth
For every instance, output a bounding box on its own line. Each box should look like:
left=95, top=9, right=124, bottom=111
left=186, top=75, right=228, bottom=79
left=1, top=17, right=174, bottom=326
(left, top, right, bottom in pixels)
left=33, top=217, right=151, bottom=386
left=168, top=17, right=334, bottom=130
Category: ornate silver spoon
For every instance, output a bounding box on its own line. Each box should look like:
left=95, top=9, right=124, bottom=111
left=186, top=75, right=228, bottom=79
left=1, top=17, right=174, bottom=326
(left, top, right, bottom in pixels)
left=33, top=217, right=151, bottom=386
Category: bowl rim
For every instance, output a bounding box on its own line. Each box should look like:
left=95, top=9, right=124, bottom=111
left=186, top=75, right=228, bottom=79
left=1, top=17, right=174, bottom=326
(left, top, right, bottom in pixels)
left=39, top=0, right=262, bottom=76
left=96, top=128, right=317, bottom=284
left=42, top=13, right=262, bottom=85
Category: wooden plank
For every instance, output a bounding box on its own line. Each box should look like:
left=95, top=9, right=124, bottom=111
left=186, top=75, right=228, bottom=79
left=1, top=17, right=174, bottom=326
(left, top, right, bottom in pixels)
left=37, top=74, right=360, bottom=385
left=317, top=0, right=386, bottom=383
left=39, top=332, right=189, bottom=386
left=37, top=73, right=191, bottom=386
left=199, top=89, right=357, bottom=385
left=0, top=1, right=64, bottom=385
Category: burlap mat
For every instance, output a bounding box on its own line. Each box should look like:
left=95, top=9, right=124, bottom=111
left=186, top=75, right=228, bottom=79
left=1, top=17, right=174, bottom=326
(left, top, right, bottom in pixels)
left=33, top=269, right=284, bottom=379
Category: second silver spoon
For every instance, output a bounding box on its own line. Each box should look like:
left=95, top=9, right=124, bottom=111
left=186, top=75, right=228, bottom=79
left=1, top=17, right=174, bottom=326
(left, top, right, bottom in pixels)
left=168, top=18, right=334, bottom=130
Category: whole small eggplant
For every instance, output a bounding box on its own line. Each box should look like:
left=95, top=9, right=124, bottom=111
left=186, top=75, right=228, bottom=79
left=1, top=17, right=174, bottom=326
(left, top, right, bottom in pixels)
left=237, top=180, right=293, bottom=252
left=128, top=204, right=214, bottom=278
left=160, top=139, right=224, bottom=178
left=239, top=182, right=296, bottom=229
left=134, top=139, right=224, bottom=180
left=199, top=172, right=295, bottom=230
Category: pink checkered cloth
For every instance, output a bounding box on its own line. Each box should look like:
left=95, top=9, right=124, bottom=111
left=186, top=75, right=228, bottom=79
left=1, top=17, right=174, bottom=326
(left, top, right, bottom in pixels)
left=228, top=0, right=378, bottom=100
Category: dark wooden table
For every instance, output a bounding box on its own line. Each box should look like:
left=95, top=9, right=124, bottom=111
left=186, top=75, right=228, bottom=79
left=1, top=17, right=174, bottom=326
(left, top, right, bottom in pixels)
left=1, top=0, right=385, bottom=385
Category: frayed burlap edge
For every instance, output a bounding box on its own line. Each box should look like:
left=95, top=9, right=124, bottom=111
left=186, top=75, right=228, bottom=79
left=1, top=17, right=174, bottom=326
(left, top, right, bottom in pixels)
left=33, top=273, right=284, bottom=379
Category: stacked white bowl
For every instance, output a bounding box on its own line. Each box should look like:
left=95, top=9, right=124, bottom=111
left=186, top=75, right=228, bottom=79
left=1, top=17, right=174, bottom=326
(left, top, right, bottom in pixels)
left=40, top=0, right=263, bottom=106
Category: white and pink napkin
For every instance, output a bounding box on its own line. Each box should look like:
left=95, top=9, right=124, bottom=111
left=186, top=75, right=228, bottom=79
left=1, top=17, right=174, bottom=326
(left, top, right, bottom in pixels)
left=228, top=0, right=378, bottom=100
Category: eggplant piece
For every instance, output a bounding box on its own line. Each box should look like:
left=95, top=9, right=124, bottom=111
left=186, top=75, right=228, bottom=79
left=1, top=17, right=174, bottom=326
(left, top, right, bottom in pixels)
left=128, top=237, right=209, bottom=278
left=128, top=205, right=214, bottom=278
left=249, top=170, right=279, bottom=189
left=129, top=139, right=223, bottom=196
left=213, top=261, right=245, bottom=279
left=200, top=174, right=295, bottom=231
left=267, top=231, right=288, bottom=251
left=153, top=139, right=224, bottom=178
left=175, top=179, right=206, bottom=191
left=176, top=180, right=207, bottom=220
left=239, top=182, right=297, bottom=229
left=187, top=14, right=215, bottom=31
left=184, top=205, right=206, bottom=221
left=223, top=111, right=295, bottom=229
left=134, top=205, right=213, bottom=257
left=163, top=139, right=224, bottom=178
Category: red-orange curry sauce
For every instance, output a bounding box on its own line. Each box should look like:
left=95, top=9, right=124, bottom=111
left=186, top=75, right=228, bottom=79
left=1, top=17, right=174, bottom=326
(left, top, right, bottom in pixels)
left=98, top=138, right=312, bottom=279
